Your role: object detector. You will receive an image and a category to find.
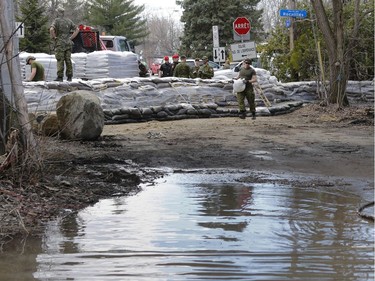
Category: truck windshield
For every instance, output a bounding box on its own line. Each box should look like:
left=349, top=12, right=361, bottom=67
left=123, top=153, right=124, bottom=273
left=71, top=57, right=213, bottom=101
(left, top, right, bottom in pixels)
left=119, top=39, right=130, bottom=52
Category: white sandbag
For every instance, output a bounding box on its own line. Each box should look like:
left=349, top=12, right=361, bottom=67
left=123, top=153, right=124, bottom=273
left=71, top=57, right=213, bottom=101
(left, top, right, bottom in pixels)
left=71, top=53, right=87, bottom=79
left=233, top=78, right=246, bottom=93
left=85, top=51, right=138, bottom=79
left=20, top=50, right=139, bottom=81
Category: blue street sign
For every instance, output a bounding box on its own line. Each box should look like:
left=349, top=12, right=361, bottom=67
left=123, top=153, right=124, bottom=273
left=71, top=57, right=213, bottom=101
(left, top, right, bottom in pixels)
left=279, top=9, right=307, bottom=18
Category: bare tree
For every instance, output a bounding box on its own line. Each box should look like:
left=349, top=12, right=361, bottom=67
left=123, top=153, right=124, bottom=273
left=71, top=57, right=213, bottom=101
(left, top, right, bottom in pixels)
left=259, top=0, right=287, bottom=32
left=138, top=13, right=182, bottom=63
left=310, top=0, right=371, bottom=107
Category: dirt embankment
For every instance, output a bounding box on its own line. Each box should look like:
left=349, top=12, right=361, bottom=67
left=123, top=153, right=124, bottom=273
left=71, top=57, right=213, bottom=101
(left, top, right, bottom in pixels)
left=0, top=103, right=373, bottom=242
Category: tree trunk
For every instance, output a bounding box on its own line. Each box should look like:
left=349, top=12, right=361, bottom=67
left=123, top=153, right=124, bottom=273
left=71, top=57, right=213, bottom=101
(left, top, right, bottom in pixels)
left=327, top=57, right=349, bottom=106
left=310, top=0, right=349, bottom=107
left=0, top=0, right=37, bottom=160
left=0, top=89, right=11, bottom=155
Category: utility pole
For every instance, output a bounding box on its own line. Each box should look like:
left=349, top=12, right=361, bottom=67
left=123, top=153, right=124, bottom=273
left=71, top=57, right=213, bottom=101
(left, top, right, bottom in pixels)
left=289, top=0, right=296, bottom=51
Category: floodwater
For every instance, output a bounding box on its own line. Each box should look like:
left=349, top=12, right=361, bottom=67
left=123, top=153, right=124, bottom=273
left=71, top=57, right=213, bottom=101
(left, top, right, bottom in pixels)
left=1, top=171, right=374, bottom=281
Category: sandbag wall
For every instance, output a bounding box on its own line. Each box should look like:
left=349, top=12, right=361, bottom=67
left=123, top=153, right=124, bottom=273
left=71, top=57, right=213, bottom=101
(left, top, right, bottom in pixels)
left=22, top=76, right=373, bottom=124
left=103, top=101, right=304, bottom=124
left=22, top=77, right=308, bottom=124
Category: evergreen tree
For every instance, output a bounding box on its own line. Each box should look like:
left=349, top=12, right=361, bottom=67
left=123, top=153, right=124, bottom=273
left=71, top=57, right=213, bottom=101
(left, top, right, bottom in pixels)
left=17, top=0, right=50, bottom=53
left=176, top=0, right=263, bottom=59
left=86, top=0, right=148, bottom=45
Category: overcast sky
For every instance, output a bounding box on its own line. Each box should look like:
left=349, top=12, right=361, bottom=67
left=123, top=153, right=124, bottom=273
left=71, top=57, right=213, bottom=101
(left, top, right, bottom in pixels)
left=135, top=0, right=182, bottom=17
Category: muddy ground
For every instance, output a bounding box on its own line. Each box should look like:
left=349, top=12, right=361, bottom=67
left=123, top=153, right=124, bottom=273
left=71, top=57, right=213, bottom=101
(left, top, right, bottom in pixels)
left=0, top=102, right=374, bottom=244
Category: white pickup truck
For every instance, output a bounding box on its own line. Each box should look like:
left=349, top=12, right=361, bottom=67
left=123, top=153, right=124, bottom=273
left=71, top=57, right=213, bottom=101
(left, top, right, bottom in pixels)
left=100, top=35, right=134, bottom=53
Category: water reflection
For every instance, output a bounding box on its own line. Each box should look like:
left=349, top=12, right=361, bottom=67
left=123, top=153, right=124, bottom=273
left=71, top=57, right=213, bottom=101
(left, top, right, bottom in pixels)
left=0, top=235, right=42, bottom=281
left=1, top=171, right=373, bottom=281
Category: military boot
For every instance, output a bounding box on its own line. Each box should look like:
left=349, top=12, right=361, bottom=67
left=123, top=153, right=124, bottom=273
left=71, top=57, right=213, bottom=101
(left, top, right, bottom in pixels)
left=252, top=112, right=256, bottom=120
left=54, top=77, right=63, bottom=82
left=67, top=76, right=72, bottom=82
left=239, top=111, right=246, bottom=119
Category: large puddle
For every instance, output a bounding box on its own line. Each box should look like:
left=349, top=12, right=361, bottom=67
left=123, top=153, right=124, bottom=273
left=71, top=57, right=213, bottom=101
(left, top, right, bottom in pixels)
left=1, top=170, right=374, bottom=280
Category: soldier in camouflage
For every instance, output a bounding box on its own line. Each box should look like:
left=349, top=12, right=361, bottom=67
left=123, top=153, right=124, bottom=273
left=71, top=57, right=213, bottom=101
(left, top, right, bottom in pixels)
left=233, top=58, right=258, bottom=120
left=49, top=7, right=79, bottom=82
left=171, top=53, right=180, bottom=74
left=173, top=55, right=191, bottom=78
left=190, top=58, right=201, bottom=78
left=198, top=56, right=214, bottom=79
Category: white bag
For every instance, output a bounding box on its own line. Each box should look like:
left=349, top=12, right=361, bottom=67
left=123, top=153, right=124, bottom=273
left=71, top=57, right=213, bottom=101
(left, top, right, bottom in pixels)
left=233, top=78, right=246, bottom=94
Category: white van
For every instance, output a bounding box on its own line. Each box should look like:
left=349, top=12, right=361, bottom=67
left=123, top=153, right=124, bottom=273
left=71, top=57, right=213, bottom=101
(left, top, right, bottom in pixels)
left=100, top=35, right=134, bottom=52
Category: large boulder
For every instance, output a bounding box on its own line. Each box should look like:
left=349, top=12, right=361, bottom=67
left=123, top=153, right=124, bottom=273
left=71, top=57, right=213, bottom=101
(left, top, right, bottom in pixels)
left=56, top=90, right=104, bottom=140
left=40, top=114, right=59, bottom=137
left=29, top=112, right=59, bottom=136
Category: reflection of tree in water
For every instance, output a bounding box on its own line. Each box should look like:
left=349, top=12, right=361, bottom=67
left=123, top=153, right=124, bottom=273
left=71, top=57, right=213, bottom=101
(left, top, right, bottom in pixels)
left=109, top=197, right=128, bottom=215
left=197, top=183, right=253, bottom=233
left=59, top=215, right=83, bottom=253
left=59, top=197, right=128, bottom=252
left=0, top=235, right=43, bottom=280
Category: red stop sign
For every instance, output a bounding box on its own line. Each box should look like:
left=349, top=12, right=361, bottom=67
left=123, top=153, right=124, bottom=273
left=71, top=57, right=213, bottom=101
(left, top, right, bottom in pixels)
left=233, top=17, right=251, bottom=35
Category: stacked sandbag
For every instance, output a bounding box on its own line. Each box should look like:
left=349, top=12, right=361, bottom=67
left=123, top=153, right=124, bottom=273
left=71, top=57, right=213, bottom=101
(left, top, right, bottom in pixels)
left=20, top=51, right=139, bottom=81
left=71, top=53, right=87, bottom=79
left=85, top=51, right=139, bottom=79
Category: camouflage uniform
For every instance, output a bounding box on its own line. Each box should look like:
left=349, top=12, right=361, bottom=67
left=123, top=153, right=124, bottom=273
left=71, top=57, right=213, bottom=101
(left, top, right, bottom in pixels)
left=190, top=59, right=200, bottom=78
left=237, top=66, right=256, bottom=117
left=198, top=61, right=214, bottom=79
left=51, top=17, right=77, bottom=80
left=173, top=61, right=191, bottom=78
left=171, top=61, right=179, bottom=74
left=171, top=54, right=179, bottom=74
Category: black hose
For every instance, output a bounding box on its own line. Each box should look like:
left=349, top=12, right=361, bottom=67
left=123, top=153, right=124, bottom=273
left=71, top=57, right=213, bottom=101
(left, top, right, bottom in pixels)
left=357, top=201, right=374, bottom=222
